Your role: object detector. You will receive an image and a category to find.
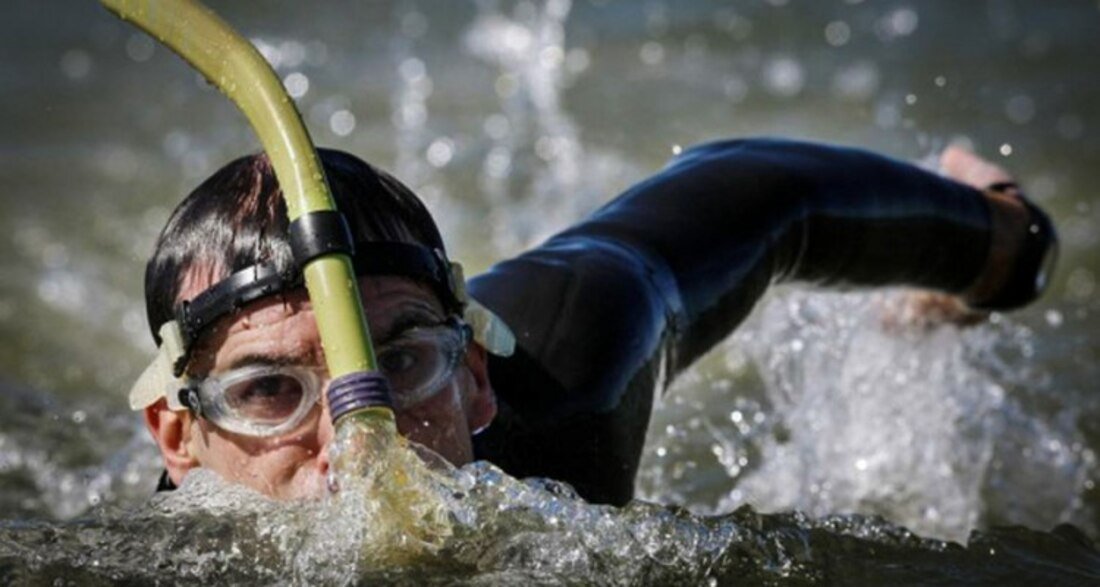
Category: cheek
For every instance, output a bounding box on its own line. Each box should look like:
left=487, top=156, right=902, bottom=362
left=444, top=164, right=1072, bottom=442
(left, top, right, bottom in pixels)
left=191, top=421, right=329, bottom=499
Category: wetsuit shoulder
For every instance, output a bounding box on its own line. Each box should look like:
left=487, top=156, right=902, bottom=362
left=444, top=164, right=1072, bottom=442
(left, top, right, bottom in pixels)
left=469, top=235, right=679, bottom=505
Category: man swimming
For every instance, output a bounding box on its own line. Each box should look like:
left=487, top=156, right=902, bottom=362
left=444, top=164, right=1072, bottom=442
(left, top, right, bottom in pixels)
left=132, top=138, right=1056, bottom=505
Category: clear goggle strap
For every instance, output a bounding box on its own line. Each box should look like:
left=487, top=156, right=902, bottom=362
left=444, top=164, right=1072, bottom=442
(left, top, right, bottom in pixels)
left=128, top=321, right=188, bottom=411
left=450, top=261, right=516, bottom=357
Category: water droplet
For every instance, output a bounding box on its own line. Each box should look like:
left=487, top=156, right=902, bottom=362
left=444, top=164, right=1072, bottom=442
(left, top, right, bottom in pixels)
left=763, top=56, right=804, bottom=97
left=330, top=110, right=356, bottom=136
left=639, top=41, right=665, bottom=66
left=824, top=21, right=851, bottom=47
left=283, top=72, right=310, bottom=98
left=426, top=137, right=455, bottom=168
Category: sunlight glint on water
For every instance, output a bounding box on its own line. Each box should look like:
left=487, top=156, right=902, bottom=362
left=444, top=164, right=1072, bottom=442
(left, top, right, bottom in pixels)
left=638, top=289, right=1096, bottom=542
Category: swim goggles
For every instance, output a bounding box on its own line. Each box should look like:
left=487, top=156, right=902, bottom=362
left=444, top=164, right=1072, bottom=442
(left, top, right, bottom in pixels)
left=168, top=317, right=472, bottom=437
left=130, top=234, right=515, bottom=413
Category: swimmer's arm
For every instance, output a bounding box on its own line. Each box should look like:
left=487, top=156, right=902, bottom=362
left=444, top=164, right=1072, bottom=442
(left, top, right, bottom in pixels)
left=569, top=137, right=1042, bottom=367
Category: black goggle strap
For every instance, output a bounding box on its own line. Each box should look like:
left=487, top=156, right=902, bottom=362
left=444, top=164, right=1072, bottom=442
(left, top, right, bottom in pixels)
left=174, top=263, right=298, bottom=375
left=169, top=242, right=463, bottom=377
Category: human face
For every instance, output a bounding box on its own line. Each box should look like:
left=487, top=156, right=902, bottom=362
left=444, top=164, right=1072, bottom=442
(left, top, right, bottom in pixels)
left=147, top=274, right=496, bottom=500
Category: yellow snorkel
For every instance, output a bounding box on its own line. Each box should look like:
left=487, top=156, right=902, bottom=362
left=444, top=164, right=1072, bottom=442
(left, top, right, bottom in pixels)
left=102, top=0, right=392, bottom=422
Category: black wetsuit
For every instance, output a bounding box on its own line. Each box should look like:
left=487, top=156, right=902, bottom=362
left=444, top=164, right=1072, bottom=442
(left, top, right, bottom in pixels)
left=469, top=138, right=994, bottom=506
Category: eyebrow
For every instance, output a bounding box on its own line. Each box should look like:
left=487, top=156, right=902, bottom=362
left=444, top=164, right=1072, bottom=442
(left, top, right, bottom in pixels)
left=374, top=307, right=445, bottom=344
left=216, top=303, right=445, bottom=373
left=225, top=352, right=310, bottom=372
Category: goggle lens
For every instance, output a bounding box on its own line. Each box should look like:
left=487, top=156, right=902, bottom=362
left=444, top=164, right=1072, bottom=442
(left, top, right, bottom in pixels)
left=377, top=326, right=465, bottom=409
left=222, top=373, right=308, bottom=425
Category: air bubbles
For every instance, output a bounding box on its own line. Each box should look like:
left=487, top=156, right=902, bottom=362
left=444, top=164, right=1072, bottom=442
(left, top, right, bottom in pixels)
left=671, top=144, right=682, bottom=155
left=329, top=110, right=356, bottom=137
left=999, top=143, right=1013, bottom=157
left=565, top=48, right=591, bottom=75
left=934, top=75, right=947, bottom=88
left=639, top=41, right=665, bottom=66
left=1005, top=95, right=1036, bottom=124
left=252, top=38, right=307, bottom=70
left=1045, top=310, right=1064, bottom=328
left=824, top=21, right=851, bottom=47
left=426, top=137, right=455, bottom=168
left=762, top=56, right=804, bottom=98
left=283, top=72, right=310, bottom=99
left=484, top=147, right=512, bottom=179
left=876, top=7, right=919, bottom=41
left=905, top=93, right=918, bottom=105
left=59, top=50, right=92, bottom=80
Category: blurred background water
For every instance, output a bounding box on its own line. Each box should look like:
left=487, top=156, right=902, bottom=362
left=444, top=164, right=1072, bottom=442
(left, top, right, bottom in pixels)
left=1, top=0, right=1099, bottom=579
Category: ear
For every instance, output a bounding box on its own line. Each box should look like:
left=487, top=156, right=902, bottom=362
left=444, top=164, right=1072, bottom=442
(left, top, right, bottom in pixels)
left=461, top=343, right=496, bottom=435
left=143, top=398, right=200, bottom=486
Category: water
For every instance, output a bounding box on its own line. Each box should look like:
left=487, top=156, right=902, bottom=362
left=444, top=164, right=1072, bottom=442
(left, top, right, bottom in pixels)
left=2, top=0, right=1099, bottom=583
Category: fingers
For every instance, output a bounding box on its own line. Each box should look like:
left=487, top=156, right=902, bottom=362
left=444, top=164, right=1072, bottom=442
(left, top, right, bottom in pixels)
left=940, top=145, right=1013, bottom=190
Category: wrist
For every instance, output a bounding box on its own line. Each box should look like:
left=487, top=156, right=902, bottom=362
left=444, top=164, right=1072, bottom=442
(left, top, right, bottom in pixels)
left=964, top=184, right=1058, bottom=311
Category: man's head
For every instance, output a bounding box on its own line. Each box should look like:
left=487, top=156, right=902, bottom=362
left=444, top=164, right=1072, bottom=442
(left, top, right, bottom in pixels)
left=139, top=149, right=502, bottom=499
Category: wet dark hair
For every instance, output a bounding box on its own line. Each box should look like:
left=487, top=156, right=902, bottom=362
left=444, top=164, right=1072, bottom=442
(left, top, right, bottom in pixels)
left=144, top=148, right=447, bottom=343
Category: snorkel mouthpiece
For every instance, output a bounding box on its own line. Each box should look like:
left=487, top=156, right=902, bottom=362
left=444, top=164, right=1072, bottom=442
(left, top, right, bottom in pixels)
left=328, top=372, right=395, bottom=423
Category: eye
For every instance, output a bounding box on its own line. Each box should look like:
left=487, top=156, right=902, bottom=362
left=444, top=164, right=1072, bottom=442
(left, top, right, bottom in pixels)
left=223, top=373, right=305, bottom=423
left=377, top=341, right=442, bottom=390
left=378, top=346, right=421, bottom=377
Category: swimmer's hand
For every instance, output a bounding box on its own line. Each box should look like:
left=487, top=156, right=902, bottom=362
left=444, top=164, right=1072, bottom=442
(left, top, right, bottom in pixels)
left=887, top=145, right=1031, bottom=328
left=882, top=289, right=988, bottom=330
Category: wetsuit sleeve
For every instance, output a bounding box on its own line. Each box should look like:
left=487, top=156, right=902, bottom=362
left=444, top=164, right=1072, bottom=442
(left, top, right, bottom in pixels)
left=565, top=137, right=991, bottom=371
left=468, top=137, right=992, bottom=505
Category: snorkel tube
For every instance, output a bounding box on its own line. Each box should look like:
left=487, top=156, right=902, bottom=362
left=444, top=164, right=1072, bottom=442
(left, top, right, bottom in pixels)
left=101, top=0, right=393, bottom=422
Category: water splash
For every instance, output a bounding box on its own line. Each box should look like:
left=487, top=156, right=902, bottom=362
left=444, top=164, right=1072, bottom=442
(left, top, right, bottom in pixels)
left=639, top=289, right=1096, bottom=542
left=3, top=458, right=1099, bottom=585
left=464, top=0, right=635, bottom=255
